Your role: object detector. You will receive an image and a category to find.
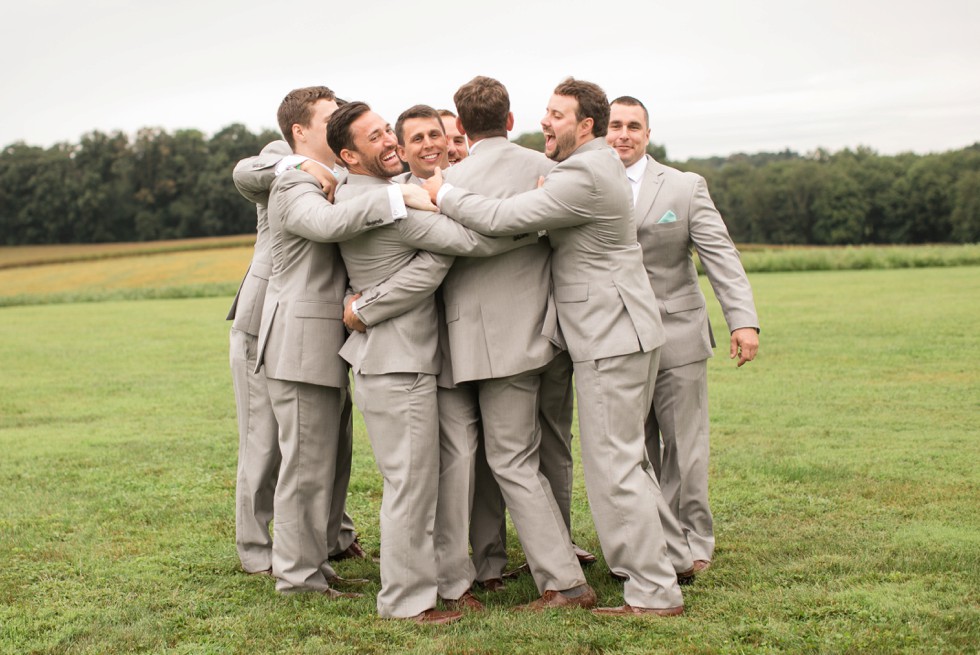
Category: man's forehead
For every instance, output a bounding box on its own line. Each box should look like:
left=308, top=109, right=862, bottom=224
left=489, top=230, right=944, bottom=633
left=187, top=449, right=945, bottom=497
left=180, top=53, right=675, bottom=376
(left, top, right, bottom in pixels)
left=354, top=111, right=388, bottom=133
left=611, top=103, right=647, bottom=126
left=405, top=116, right=444, bottom=135
left=548, top=94, right=578, bottom=114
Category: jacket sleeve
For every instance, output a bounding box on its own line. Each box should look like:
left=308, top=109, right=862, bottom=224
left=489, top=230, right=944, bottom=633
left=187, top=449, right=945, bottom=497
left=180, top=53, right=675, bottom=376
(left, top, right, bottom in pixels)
left=439, top=157, right=595, bottom=236
left=354, top=250, right=454, bottom=326
left=273, top=169, right=396, bottom=243
left=233, top=140, right=292, bottom=204
left=397, top=209, right=538, bottom=256
left=688, top=175, right=759, bottom=332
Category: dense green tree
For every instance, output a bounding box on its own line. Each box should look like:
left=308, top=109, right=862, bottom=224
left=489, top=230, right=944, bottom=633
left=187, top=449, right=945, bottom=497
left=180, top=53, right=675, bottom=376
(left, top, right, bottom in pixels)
left=1, top=126, right=976, bottom=246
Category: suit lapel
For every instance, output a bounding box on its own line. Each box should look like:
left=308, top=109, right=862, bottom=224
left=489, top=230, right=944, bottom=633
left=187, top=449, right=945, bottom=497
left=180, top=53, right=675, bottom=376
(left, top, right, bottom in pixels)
left=634, top=156, right=665, bottom=230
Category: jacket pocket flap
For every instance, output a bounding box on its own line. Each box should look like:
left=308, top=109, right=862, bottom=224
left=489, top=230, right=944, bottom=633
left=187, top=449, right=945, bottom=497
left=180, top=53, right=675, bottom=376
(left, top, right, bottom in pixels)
left=663, top=293, right=705, bottom=314
left=294, top=301, right=342, bottom=319
left=444, top=303, right=460, bottom=323
left=555, top=284, right=589, bottom=303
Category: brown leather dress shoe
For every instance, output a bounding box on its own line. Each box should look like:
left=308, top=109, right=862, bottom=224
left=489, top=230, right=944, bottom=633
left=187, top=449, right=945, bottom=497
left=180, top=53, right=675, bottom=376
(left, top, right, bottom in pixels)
left=328, top=537, right=369, bottom=561
left=572, top=543, right=597, bottom=565
left=514, top=585, right=597, bottom=611
left=609, top=570, right=628, bottom=582
left=399, top=609, right=463, bottom=625
left=442, top=590, right=484, bottom=611
left=692, top=559, right=711, bottom=573
left=245, top=568, right=272, bottom=577
left=477, top=578, right=505, bottom=592
left=592, top=604, right=684, bottom=617
left=677, top=567, right=696, bottom=586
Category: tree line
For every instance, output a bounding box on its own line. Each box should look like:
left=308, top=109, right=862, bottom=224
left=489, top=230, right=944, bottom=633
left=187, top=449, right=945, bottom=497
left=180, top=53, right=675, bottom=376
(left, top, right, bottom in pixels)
left=2, top=125, right=977, bottom=245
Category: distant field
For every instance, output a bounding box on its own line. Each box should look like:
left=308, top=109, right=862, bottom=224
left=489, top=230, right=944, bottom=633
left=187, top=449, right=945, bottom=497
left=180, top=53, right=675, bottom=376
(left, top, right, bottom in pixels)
left=0, top=234, right=255, bottom=268
left=1, top=266, right=977, bottom=653
left=1, top=238, right=977, bottom=308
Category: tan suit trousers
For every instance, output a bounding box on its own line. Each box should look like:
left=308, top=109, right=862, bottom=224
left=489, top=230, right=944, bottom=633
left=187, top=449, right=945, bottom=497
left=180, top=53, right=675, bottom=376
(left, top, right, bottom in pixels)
left=354, top=371, right=440, bottom=618
left=266, top=378, right=354, bottom=592
left=575, top=349, right=684, bottom=609
left=646, top=359, right=714, bottom=562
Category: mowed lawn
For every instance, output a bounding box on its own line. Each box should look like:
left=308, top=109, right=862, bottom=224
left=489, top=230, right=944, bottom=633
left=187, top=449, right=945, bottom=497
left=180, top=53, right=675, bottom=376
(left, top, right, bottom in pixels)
left=0, top=265, right=978, bottom=654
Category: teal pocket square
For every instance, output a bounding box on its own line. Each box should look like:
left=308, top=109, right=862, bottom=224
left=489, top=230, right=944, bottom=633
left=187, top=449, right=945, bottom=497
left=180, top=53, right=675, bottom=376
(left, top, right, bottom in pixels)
left=657, top=210, right=677, bottom=224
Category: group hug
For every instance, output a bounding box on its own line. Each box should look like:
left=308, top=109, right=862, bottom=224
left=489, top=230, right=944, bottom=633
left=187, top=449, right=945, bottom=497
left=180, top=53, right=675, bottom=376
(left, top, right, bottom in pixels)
left=226, top=75, right=760, bottom=625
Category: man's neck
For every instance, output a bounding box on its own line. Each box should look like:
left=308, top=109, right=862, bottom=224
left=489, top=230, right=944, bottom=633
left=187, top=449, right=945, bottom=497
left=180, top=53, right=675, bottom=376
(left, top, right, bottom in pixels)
left=294, top=148, right=334, bottom=168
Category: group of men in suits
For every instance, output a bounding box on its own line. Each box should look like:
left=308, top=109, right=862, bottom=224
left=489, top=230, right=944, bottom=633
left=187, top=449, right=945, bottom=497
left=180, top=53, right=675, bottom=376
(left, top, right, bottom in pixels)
left=226, top=76, right=758, bottom=625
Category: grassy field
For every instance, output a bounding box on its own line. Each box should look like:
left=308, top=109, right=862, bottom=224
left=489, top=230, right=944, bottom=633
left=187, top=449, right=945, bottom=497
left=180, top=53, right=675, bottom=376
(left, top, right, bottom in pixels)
left=2, top=239, right=977, bottom=307
left=1, top=257, right=977, bottom=653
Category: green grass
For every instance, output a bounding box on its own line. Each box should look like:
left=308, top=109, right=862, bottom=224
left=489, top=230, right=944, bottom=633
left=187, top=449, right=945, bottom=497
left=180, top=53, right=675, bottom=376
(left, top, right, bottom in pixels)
left=1, top=266, right=978, bottom=653
left=729, top=243, right=980, bottom=273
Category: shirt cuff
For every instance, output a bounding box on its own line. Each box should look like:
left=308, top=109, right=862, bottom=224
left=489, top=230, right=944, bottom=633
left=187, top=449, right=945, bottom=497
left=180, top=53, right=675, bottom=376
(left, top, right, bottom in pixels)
left=275, top=155, right=309, bottom=176
left=351, top=299, right=367, bottom=325
left=386, top=185, right=408, bottom=220
left=436, top=183, right=455, bottom=208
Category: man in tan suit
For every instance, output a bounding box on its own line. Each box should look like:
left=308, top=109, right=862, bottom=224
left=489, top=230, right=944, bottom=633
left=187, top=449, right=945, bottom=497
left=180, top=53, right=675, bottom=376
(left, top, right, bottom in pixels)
left=426, top=78, right=685, bottom=616
left=255, top=86, right=432, bottom=598
left=608, top=96, right=760, bottom=573
left=229, top=139, right=368, bottom=575
left=227, top=140, right=290, bottom=576
left=441, top=77, right=596, bottom=595
left=327, top=101, right=542, bottom=622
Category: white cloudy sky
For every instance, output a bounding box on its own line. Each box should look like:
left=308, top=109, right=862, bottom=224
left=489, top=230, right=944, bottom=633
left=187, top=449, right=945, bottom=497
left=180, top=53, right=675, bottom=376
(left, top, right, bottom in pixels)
left=2, top=0, right=977, bottom=160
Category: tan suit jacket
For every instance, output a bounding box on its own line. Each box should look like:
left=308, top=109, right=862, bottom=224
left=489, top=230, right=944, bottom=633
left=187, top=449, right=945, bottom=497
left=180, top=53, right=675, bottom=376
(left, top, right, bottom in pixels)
left=636, top=156, right=759, bottom=368
left=335, top=174, right=536, bottom=375
left=255, top=168, right=397, bottom=387
left=440, top=137, right=665, bottom=363
left=227, top=140, right=291, bottom=333
left=441, top=137, right=559, bottom=382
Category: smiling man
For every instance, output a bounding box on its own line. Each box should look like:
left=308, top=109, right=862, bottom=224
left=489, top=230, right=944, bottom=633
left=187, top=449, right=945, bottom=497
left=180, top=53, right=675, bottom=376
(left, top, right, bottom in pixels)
left=424, top=78, right=686, bottom=617
left=607, top=95, right=760, bottom=578
left=254, top=86, right=434, bottom=599
left=439, top=109, right=469, bottom=165
left=395, top=105, right=449, bottom=181
left=326, top=100, right=539, bottom=623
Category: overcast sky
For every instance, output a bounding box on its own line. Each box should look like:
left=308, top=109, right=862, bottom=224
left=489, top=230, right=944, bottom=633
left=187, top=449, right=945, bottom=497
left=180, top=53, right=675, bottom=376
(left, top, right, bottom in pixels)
left=3, top=0, right=977, bottom=160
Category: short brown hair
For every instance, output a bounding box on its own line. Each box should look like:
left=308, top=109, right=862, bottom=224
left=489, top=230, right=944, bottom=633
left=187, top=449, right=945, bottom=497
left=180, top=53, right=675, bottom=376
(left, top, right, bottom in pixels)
left=276, top=86, right=337, bottom=149
left=610, top=95, right=649, bottom=127
left=394, top=104, right=443, bottom=145
left=553, top=78, right=609, bottom=137
left=326, top=101, right=372, bottom=165
left=453, top=76, right=510, bottom=139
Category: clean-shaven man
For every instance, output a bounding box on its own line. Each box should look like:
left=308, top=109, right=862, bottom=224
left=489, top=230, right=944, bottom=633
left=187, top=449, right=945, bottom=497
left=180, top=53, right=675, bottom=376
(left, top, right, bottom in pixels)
left=425, top=78, right=685, bottom=617
left=327, top=101, right=538, bottom=623
left=607, top=95, right=759, bottom=574
left=439, top=109, right=468, bottom=165
left=254, top=86, right=432, bottom=598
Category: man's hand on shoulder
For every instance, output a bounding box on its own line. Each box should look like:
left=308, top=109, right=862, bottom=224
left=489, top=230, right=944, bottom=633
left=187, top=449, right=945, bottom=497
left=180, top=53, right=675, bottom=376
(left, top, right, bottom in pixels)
left=299, top=160, right=338, bottom=202
left=401, top=183, right=437, bottom=212
left=730, top=327, right=759, bottom=367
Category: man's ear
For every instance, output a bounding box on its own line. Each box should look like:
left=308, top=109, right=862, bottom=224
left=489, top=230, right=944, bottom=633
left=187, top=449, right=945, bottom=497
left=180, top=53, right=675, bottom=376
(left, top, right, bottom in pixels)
left=340, top=148, right=358, bottom=167
left=505, top=112, right=515, bottom=132
left=455, top=117, right=467, bottom=136
left=579, top=117, right=594, bottom=138
left=396, top=145, right=408, bottom=163
left=291, top=123, right=305, bottom=145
